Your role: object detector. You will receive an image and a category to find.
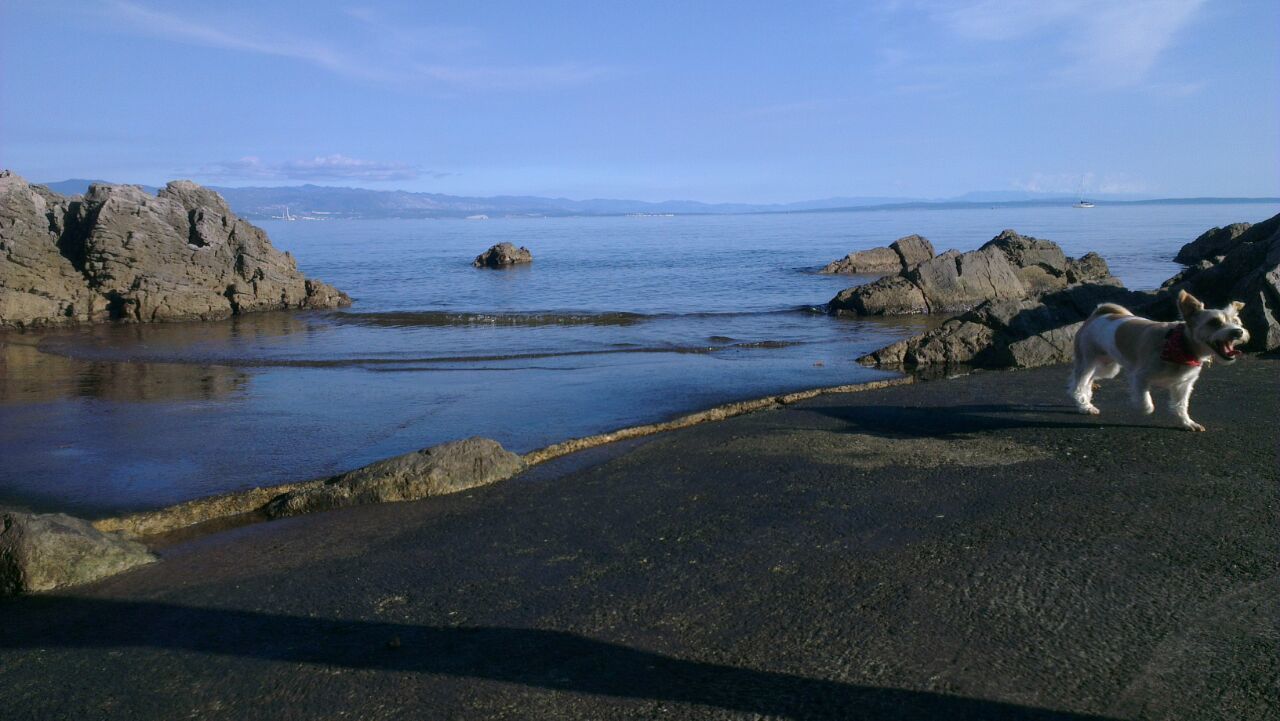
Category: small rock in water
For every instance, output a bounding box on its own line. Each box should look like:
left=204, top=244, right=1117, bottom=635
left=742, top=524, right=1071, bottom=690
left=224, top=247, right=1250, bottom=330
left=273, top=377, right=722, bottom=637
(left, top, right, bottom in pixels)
left=473, top=242, right=533, bottom=268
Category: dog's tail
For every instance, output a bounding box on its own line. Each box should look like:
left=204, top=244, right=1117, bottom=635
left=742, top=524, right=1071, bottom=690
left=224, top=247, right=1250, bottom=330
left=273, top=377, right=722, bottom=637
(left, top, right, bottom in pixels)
left=1089, top=302, right=1132, bottom=319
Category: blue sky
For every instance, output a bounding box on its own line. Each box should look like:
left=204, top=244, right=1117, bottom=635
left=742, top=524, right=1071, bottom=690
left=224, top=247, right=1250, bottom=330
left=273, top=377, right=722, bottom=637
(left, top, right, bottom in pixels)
left=2, top=0, right=1277, bottom=202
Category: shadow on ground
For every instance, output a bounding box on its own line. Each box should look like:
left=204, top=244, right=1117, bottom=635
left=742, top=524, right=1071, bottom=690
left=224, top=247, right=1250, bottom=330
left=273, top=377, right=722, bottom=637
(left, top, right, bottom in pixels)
left=2, top=597, right=1115, bottom=721
left=806, top=402, right=1170, bottom=439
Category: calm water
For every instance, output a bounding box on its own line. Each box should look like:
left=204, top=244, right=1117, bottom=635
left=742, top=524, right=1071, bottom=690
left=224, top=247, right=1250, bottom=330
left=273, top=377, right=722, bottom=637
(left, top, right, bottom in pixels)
left=1, top=203, right=1274, bottom=515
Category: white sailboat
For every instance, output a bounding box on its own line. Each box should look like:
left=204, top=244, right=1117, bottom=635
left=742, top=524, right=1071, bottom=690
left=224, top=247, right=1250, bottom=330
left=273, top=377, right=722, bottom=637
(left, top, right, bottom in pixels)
left=1073, top=200, right=1095, bottom=208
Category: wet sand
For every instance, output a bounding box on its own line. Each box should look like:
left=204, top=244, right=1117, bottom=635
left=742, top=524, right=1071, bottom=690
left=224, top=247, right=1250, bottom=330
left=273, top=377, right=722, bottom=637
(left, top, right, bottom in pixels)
left=2, top=356, right=1276, bottom=720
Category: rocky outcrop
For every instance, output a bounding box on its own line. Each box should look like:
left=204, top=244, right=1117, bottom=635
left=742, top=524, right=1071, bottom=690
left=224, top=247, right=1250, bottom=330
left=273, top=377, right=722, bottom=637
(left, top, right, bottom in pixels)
left=265, top=437, right=525, bottom=518
left=1, top=508, right=156, bottom=595
left=829, top=230, right=1116, bottom=317
left=0, top=171, right=349, bottom=329
left=1174, top=223, right=1253, bottom=265
left=859, top=283, right=1149, bottom=369
left=819, top=234, right=935, bottom=275
left=859, top=213, right=1280, bottom=370
left=473, top=242, right=533, bottom=268
left=1161, top=213, right=1280, bottom=351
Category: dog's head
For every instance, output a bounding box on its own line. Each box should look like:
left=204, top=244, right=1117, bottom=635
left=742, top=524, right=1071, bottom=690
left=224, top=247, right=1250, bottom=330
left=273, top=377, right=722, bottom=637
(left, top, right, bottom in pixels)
left=1178, top=290, right=1248, bottom=362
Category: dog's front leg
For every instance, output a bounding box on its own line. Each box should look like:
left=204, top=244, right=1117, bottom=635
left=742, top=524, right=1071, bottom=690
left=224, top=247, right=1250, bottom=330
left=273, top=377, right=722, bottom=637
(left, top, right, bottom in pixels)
left=1129, top=372, right=1154, bottom=415
left=1170, top=378, right=1204, bottom=432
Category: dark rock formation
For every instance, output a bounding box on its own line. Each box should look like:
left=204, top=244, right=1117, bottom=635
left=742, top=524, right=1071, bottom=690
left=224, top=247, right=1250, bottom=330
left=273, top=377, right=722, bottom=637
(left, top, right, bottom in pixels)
left=265, top=437, right=525, bottom=518
left=1174, top=222, right=1253, bottom=265
left=1, top=508, right=156, bottom=595
left=473, top=242, right=533, bottom=268
left=819, top=234, right=935, bottom=275
left=830, top=230, right=1117, bottom=317
left=0, top=171, right=349, bottom=329
left=859, top=283, right=1150, bottom=369
left=858, top=213, right=1280, bottom=370
left=1160, top=213, right=1280, bottom=351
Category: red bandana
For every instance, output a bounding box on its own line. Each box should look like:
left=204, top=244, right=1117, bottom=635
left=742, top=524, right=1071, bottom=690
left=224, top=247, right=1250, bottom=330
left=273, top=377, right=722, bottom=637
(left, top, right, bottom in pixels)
left=1161, top=325, right=1202, bottom=367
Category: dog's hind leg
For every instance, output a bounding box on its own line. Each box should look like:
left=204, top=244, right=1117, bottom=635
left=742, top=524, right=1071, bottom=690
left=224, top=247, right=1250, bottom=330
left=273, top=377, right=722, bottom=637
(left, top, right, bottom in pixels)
left=1069, top=357, right=1102, bottom=415
left=1170, top=377, right=1205, bottom=432
left=1129, top=371, right=1154, bottom=415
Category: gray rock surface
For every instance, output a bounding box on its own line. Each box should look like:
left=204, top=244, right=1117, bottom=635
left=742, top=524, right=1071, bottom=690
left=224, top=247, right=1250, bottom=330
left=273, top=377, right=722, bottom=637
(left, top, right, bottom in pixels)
left=829, top=230, right=1117, bottom=317
left=819, top=246, right=901, bottom=275
left=819, top=234, right=935, bottom=275
left=265, top=437, right=525, bottom=518
left=473, top=242, right=533, bottom=268
left=0, top=508, right=156, bottom=595
left=860, top=283, right=1150, bottom=369
left=0, top=170, right=349, bottom=328
left=1174, top=222, right=1252, bottom=265
left=859, top=213, right=1280, bottom=369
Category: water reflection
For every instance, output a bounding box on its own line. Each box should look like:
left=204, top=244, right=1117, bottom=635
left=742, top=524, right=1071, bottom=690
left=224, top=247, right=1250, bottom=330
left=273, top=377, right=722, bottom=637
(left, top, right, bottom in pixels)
left=0, top=338, right=250, bottom=404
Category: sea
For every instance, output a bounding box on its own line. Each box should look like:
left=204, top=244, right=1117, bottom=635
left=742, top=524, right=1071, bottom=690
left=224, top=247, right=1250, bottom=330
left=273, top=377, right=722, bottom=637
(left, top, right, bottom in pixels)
left=1, top=202, right=1275, bottom=515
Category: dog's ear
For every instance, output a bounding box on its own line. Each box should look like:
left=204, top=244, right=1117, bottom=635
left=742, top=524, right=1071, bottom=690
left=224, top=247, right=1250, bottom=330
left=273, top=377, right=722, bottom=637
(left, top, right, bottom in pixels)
left=1177, top=289, right=1204, bottom=320
left=1230, top=300, right=1246, bottom=314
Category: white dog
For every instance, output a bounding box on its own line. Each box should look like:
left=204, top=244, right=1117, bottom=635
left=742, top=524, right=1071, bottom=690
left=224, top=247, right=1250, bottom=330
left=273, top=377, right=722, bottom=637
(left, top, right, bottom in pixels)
left=1069, top=290, right=1247, bottom=431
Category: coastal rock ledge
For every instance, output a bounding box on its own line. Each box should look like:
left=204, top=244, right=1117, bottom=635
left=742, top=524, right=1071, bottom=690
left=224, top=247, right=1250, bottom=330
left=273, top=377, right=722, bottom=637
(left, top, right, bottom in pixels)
left=0, top=170, right=350, bottom=329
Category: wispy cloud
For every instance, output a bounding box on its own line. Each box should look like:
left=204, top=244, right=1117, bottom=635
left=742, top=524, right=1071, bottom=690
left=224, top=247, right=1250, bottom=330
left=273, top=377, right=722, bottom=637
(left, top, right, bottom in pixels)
left=107, top=1, right=607, bottom=90
left=904, top=0, right=1205, bottom=89
left=199, top=155, right=439, bottom=182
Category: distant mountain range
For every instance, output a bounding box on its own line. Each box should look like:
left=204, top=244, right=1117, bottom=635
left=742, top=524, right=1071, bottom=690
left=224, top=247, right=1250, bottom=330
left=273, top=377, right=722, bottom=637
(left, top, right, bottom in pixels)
left=39, top=179, right=1280, bottom=220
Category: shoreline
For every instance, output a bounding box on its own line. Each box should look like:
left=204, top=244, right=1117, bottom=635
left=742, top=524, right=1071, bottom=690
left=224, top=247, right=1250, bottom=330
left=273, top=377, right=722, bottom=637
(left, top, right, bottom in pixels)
left=5, top=356, right=1274, bottom=718
left=89, top=375, right=919, bottom=540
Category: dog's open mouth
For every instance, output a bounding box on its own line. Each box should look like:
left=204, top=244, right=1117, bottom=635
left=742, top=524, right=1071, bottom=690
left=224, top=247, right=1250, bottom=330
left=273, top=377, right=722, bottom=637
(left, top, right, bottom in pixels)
left=1214, top=339, right=1243, bottom=360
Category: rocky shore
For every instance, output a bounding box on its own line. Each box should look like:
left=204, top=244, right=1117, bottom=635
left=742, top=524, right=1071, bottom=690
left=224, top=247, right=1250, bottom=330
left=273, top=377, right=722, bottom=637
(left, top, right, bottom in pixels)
left=842, top=215, right=1280, bottom=369
left=0, top=171, right=349, bottom=328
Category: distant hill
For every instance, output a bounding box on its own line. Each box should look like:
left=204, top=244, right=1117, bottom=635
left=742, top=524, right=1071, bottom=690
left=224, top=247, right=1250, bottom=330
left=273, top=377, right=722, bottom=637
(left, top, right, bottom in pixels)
left=34, top=178, right=1280, bottom=220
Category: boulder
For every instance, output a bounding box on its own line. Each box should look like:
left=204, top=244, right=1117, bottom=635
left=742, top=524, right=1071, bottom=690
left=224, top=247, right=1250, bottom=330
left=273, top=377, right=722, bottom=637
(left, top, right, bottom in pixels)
left=829, top=276, right=929, bottom=315
left=473, top=242, right=533, bottom=268
left=892, top=234, right=936, bottom=268
left=828, top=229, right=1117, bottom=317
left=819, top=234, right=936, bottom=275
left=265, top=437, right=525, bottom=518
left=1174, top=223, right=1252, bottom=265
left=0, top=171, right=349, bottom=329
left=1, top=508, right=156, bottom=595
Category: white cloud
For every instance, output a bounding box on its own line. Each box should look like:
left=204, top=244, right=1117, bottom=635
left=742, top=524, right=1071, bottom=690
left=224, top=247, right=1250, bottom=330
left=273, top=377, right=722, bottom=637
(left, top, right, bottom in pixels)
left=107, top=1, right=607, bottom=90
left=915, top=0, right=1205, bottom=88
left=200, top=155, right=432, bottom=182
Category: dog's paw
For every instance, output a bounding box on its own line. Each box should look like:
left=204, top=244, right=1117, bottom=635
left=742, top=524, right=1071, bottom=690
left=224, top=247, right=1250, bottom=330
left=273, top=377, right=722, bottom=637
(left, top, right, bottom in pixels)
left=1077, top=404, right=1100, bottom=416
left=1180, top=420, right=1206, bottom=432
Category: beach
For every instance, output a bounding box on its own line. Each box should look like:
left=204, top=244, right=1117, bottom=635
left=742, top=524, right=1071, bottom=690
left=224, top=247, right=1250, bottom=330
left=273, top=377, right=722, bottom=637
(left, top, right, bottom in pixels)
left=2, top=356, right=1275, bottom=720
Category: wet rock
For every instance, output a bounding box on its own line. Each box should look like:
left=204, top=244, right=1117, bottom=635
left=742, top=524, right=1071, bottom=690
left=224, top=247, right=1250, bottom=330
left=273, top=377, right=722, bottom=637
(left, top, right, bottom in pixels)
left=265, top=437, right=525, bottom=518
left=819, top=234, right=936, bottom=275
left=0, top=171, right=349, bottom=328
left=0, top=508, right=156, bottom=595
left=1174, top=223, right=1253, bottom=265
left=473, top=242, right=533, bottom=268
